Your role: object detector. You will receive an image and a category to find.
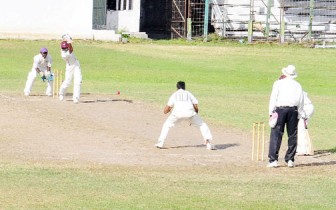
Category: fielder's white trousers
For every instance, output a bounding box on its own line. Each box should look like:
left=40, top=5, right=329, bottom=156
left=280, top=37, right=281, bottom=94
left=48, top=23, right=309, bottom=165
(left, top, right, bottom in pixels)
left=158, top=114, right=213, bottom=145
left=24, top=68, right=53, bottom=96
left=59, top=62, right=82, bottom=101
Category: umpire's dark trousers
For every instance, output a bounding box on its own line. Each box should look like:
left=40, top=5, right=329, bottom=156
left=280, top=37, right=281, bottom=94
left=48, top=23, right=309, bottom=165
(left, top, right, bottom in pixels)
left=268, top=106, right=299, bottom=163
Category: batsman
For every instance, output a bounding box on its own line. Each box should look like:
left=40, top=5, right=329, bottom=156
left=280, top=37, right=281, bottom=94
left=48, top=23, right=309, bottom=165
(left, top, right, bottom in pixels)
left=24, top=47, right=53, bottom=96
left=58, top=34, right=82, bottom=103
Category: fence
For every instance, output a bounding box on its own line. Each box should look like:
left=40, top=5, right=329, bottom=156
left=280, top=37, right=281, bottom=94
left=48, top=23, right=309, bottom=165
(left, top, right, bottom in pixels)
left=210, top=0, right=336, bottom=43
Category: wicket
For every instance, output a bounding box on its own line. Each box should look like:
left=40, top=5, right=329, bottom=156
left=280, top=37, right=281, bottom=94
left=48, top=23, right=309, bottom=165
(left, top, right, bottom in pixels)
left=52, top=70, right=63, bottom=98
left=252, top=122, right=265, bottom=161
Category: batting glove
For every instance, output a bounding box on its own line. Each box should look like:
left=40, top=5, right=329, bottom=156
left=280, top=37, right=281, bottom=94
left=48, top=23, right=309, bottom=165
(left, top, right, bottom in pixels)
left=62, top=34, right=73, bottom=43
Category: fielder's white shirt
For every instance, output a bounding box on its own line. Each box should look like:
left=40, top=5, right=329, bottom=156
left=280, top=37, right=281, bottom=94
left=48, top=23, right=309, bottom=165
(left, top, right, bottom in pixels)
left=269, top=77, right=304, bottom=117
left=168, top=89, right=198, bottom=118
left=32, top=54, right=52, bottom=71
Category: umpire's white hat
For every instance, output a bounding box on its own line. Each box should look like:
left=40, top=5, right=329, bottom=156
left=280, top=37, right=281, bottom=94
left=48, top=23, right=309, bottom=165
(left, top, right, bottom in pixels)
left=281, top=65, right=297, bottom=78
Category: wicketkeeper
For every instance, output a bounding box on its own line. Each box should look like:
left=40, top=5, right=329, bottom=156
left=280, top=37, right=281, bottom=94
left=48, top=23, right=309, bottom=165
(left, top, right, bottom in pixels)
left=24, top=47, right=53, bottom=96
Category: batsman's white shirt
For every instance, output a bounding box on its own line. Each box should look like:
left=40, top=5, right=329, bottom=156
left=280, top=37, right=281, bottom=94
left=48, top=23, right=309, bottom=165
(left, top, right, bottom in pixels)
left=168, top=89, right=198, bottom=118
left=61, top=50, right=78, bottom=66
left=33, top=54, right=52, bottom=71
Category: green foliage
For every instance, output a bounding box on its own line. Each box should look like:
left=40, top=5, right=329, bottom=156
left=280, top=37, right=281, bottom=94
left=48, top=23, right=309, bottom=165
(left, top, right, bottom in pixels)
left=117, top=29, right=130, bottom=39
left=121, top=33, right=130, bottom=39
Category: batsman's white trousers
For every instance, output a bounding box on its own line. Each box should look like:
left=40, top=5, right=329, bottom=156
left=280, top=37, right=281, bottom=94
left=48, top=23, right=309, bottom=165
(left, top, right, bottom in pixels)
left=59, top=61, right=82, bottom=101
left=24, top=68, right=53, bottom=95
left=158, top=114, right=213, bottom=144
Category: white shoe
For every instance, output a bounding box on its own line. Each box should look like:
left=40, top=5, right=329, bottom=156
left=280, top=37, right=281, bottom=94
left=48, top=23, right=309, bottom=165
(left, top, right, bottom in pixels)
left=59, top=95, right=64, bottom=101
left=287, top=160, right=295, bottom=168
left=155, top=142, right=164, bottom=148
left=205, top=140, right=214, bottom=150
left=73, top=98, right=79, bottom=104
left=206, top=142, right=213, bottom=150
left=24, top=92, right=29, bottom=96
left=47, top=93, right=52, bottom=97
left=267, top=160, right=278, bottom=168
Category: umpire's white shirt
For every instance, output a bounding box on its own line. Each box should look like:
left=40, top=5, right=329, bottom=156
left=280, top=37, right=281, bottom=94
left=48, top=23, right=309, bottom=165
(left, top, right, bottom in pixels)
left=33, top=54, right=52, bottom=71
left=269, top=77, right=304, bottom=118
left=168, top=89, right=198, bottom=118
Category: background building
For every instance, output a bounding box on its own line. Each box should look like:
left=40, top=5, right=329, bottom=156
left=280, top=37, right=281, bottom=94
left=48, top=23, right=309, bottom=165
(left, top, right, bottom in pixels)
left=1, top=0, right=336, bottom=42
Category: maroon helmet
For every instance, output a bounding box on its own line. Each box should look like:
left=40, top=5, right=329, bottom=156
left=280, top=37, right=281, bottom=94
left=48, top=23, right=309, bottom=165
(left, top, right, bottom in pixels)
left=61, top=41, right=69, bottom=49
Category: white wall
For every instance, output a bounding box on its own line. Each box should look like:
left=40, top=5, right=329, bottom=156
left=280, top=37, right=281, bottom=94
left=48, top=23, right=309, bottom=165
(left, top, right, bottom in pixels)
left=106, top=0, right=140, bottom=33
left=0, top=0, right=93, bottom=39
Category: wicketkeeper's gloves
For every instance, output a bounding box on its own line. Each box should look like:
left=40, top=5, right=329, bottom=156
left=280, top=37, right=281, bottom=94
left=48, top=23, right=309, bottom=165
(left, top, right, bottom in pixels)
left=46, top=74, right=54, bottom=82
left=41, top=75, right=47, bottom=82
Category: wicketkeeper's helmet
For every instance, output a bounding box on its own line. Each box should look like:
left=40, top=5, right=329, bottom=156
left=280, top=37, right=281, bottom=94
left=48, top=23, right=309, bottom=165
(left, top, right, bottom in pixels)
left=61, top=41, right=69, bottom=49
left=40, top=47, right=48, bottom=54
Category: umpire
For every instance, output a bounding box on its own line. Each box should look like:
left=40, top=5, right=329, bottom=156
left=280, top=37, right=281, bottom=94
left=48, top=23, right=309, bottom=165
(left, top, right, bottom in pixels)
left=267, top=65, right=305, bottom=168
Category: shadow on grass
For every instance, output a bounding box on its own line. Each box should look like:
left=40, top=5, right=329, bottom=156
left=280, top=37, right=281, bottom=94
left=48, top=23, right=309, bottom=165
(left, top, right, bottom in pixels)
left=169, top=144, right=207, bottom=149
left=81, top=99, right=133, bottom=103
left=214, top=143, right=239, bottom=150
left=327, top=147, right=336, bottom=154
left=297, top=161, right=336, bottom=167
left=313, top=149, right=335, bottom=158
left=168, top=143, right=239, bottom=150
left=296, top=148, right=336, bottom=167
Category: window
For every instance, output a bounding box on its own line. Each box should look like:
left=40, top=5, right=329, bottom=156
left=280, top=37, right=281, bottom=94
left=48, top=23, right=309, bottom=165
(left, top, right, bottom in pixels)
left=129, top=0, right=133, bottom=10
left=107, top=0, right=116, bottom=10
left=107, top=0, right=132, bottom=11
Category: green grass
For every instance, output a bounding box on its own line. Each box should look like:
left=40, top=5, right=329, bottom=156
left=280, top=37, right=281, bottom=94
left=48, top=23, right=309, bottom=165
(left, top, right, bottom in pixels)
left=1, top=39, right=336, bottom=209
left=1, top=39, right=334, bottom=149
left=1, top=163, right=336, bottom=210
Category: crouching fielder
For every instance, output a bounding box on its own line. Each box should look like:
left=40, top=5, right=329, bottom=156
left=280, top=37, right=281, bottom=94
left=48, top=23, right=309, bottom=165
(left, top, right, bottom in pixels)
left=24, top=47, right=53, bottom=96
left=59, top=35, right=82, bottom=104
left=155, top=81, right=214, bottom=150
